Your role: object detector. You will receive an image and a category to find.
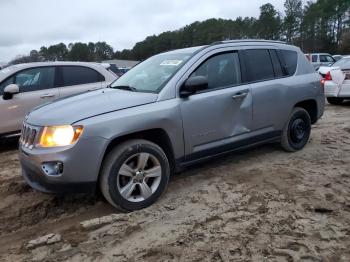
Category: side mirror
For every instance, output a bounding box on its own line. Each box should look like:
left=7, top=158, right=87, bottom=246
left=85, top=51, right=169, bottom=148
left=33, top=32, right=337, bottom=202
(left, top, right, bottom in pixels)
left=3, top=84, right=19, bottom=100
left=180, top=76, right=208, bottom=98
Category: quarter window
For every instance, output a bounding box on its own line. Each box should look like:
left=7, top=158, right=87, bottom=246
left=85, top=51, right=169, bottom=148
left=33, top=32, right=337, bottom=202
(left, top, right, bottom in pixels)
left=60, top=66, right=104, bottom=87
left=281, top=50, right=298, bottom=76
left=191, top=52, right=241, bottom=90
left=245, top=49, right=274, bottom=82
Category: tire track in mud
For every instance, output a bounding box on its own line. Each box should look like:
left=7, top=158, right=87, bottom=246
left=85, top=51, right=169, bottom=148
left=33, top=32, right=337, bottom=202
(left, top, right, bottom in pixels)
left=0, top=103, right=350, bottom=261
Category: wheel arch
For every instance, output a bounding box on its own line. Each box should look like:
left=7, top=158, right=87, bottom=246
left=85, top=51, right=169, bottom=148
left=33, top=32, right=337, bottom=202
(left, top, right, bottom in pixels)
left=98, top=128, right=177, bottom=181
left=294, top=99, right=318, bottom=124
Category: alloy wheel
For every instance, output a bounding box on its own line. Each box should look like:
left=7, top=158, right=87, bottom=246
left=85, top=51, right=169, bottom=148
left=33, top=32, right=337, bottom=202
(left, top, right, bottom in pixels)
left=116, top=152, right=162, bottom=202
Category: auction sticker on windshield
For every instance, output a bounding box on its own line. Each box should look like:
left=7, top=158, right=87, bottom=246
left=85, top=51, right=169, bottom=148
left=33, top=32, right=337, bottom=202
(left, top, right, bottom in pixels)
left=160, top=60, right=183, bottom=66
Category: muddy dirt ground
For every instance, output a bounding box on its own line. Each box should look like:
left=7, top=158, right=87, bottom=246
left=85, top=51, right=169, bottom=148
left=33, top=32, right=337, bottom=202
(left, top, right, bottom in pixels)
left=0, top=102, right=349, bottom=262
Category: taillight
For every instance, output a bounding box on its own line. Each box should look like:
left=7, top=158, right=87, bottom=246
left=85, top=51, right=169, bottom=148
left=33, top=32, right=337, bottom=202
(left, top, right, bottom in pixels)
left=324, top=71, right=332, bottom=81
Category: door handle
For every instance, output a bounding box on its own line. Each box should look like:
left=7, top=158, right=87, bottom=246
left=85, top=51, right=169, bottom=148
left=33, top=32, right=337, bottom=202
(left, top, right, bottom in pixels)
left=40, top=94, right=55, bottom=98
left=232, top=91, right=248, bottom=99
left=88, top=87, right=99, bottom=91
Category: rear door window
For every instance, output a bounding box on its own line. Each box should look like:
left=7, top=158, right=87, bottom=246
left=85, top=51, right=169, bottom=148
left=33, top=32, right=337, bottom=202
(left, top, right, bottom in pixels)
left=281, top=50, right=298, bottom=76
left=60, top=66, right=104, bottom=87
left=190, top=52, right=242, bottom=90
left=311, top=55, right=318, bottom=62
left=245, top=49, right=274, bottom=82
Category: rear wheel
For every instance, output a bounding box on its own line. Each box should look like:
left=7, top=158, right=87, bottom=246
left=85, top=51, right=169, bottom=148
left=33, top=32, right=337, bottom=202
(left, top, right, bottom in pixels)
left=281, top=107, right=311, bottom=152
left=327, top=97, right=344, bottom=105
left=100, top=139, right=170, bottom=212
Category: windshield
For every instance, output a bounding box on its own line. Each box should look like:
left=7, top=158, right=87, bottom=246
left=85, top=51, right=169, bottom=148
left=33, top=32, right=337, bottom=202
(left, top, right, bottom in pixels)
left=110, top=52, right=193, bottom=93
left=333, top=58, right=350, bottom=69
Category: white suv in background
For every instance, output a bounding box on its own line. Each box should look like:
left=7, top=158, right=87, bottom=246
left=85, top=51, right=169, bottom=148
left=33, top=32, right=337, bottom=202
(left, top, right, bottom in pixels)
left=0, top=62, right=117, bottom=138
left=306, top=53, right=336, bottom=70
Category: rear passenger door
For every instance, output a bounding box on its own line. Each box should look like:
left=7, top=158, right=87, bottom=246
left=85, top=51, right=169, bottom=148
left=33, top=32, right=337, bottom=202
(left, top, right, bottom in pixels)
left=244, top=48, right=293, bottom=133
left=57, top=66, right=105, bottom=98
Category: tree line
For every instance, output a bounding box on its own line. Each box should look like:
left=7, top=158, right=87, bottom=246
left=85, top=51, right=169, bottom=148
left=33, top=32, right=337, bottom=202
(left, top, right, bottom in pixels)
left=9, top=0, right=350, bottom=65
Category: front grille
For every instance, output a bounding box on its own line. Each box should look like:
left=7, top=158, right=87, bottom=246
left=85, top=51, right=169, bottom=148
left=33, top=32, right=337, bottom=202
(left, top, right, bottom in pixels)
left=20, top=123, right=40, bottom=149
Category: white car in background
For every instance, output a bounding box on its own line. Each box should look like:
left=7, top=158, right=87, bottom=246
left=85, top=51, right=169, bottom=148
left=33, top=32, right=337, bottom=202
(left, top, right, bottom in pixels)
left=0, top=62, right=117, bottom=138
left=319, top=56, right=350, bottom=105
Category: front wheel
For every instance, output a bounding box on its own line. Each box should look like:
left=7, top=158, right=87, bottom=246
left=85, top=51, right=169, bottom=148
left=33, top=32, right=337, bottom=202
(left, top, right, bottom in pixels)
left=327, top=97, right=344, bottom=105
left=281, top=107, right=311, bottom=152
left=100, top=139, right=170, bottom=212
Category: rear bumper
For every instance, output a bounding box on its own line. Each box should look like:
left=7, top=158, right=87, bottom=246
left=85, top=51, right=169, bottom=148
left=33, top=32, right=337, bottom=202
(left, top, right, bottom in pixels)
left=325, top=81, right=350, bottom=98
left=19, top=136, right=109, bottom=194
left=324, top=81, right=339, bottom=97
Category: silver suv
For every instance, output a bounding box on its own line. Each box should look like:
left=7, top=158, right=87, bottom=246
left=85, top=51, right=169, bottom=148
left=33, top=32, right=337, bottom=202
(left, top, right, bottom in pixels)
left=0, top=62, right=117, bottom=138
left=19, top=40, right=325, bottom=211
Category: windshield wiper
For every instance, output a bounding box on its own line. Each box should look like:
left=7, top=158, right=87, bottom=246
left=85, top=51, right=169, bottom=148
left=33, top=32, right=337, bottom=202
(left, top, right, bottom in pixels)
left=112, top=85, right=137, bottom=92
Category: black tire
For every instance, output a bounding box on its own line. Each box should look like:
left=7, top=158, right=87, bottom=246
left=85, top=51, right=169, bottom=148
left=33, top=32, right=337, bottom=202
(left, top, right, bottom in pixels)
left=100, top=139, right=170, bottom=212
left=327, top=97, right=344, bottom=105
left=281, top=107, right=311, bottom=152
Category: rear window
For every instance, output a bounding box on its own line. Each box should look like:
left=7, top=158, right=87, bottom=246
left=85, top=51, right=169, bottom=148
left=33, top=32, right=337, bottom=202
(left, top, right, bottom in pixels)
left=59, top=66, right=104, bottom=87
left=281, top=50, right=298, bottom=76
left=245, top=49, right=274, bottom=82
left=333, top=58, right=350, bottom=69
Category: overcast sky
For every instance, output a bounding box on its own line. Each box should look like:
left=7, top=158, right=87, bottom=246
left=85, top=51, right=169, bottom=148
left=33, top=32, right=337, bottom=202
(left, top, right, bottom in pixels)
left=0, top=0, right=287, bottom=63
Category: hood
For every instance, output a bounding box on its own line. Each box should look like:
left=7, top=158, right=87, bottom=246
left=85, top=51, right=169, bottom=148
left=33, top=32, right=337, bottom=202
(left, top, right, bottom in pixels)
left=26, top=88, right=158, bottom=126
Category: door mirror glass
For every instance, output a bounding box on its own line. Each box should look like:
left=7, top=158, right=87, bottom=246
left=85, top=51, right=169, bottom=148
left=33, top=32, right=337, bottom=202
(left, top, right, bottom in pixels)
left=180, top=76, right=208, bottom=97
left=3, top=84, right=19, bottom=100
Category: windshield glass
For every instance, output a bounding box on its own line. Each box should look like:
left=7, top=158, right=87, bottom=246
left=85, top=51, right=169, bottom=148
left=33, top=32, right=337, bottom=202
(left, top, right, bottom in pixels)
left=333, top=58, right=350, bottom=69
left=110, top=52, right=193, bottom=93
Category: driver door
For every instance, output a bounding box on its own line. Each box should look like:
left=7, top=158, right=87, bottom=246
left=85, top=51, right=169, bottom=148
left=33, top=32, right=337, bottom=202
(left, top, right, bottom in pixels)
left=0, top=66, right=59, bottom=134
left=180, top=50, right=253, bottom=160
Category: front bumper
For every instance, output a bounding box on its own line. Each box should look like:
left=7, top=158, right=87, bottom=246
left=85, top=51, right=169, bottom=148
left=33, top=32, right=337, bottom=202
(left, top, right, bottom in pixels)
left=19, top=136, right=109, bottom=194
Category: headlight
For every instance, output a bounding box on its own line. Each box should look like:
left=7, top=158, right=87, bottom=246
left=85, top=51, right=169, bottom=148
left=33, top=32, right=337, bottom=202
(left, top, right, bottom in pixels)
left=39, top=125, right=83, bottom=147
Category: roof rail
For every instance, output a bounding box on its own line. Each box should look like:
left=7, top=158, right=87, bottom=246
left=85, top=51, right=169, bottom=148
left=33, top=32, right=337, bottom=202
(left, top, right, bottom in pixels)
left=211, top=39, right=288, bottom=45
